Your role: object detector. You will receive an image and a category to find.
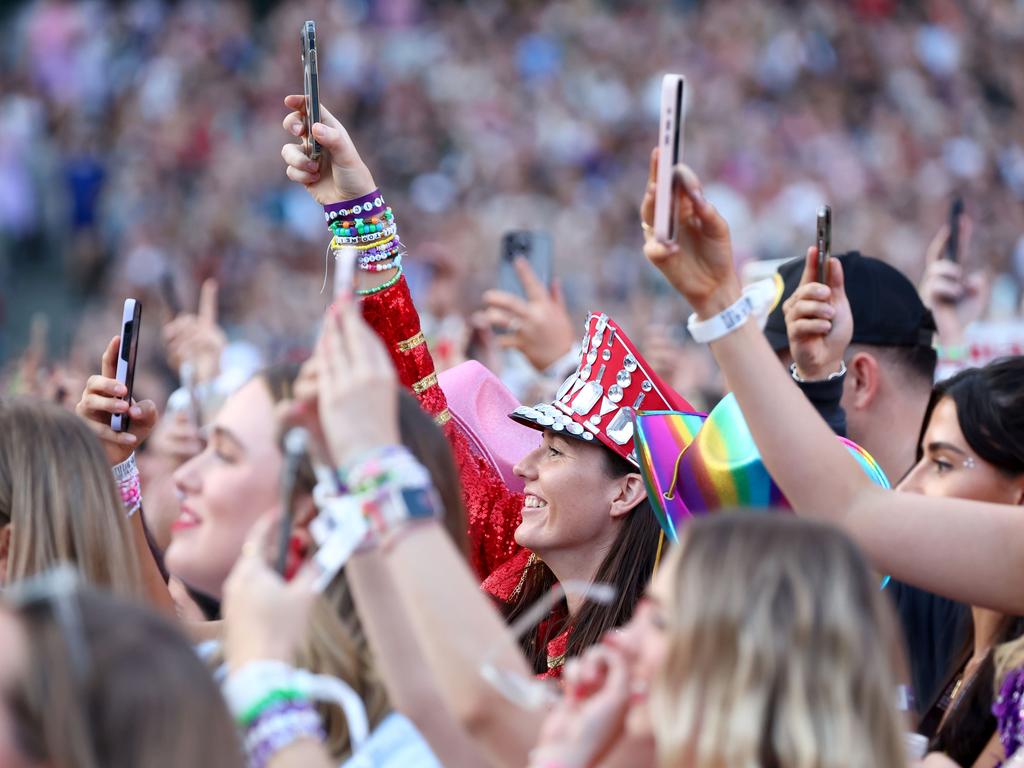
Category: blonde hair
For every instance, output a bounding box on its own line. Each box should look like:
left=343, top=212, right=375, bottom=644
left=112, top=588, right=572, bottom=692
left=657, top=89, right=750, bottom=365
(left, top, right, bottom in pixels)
left=0, top=398, right=141, bottom=597
left=651, top=514, right=908, bottom=768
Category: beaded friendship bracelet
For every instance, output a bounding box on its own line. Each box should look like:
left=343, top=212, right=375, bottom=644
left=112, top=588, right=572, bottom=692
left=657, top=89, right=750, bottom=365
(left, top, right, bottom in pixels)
left=244, top=700, right=325, bottom=768
left=323, top=191, right=387, bottom=221
left=355, top=266, right=403, bottom=295
left=112, top=452, right=142, bottom=518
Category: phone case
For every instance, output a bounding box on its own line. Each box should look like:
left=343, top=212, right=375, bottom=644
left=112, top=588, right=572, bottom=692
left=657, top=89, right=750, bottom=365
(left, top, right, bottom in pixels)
left=816, top=206, right=832, bottom=284
left=653, top=74, right=686, bottom=242
left=111, top=299, right=140, bottom=433
left=302, top=21, right=321, bottom=160
left=498, top=231, right=552, bottom=300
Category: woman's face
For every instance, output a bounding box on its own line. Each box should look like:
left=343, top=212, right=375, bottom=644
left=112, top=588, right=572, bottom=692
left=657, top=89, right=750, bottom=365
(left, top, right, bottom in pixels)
left=899, top=397, right=1024, bottom=504
left=512, top=431, right=626, bottom=559
left=165, top=379, right=283, bottom=598
left=608, top=559, right=673, bottom=737
left=0, top=609, right=37, bottom=768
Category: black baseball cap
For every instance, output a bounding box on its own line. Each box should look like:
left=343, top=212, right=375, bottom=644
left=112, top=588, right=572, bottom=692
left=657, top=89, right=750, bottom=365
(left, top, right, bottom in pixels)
left=763, top=251, right=937, bottom=352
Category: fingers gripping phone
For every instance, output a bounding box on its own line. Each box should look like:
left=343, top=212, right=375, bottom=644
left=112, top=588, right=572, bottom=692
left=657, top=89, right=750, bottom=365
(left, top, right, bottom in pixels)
left=301, top=20, right=322, bottom=161
left=111, top=299, right=142, bottom=433
left=946, top=196, right=964, bottom=262
left=816, top=206, right=832, bottom=284
left=653, top=74, right=686, bottom=242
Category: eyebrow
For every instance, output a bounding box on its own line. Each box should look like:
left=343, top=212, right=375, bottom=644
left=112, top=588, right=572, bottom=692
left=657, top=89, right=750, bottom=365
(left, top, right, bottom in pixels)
left=926, top=441, right=968, bottom=456
left=210, top=425, right=245, bottom=455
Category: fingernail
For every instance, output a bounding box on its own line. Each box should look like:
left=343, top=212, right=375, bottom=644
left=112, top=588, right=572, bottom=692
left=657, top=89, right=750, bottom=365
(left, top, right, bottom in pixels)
left=306, top=160, right=319, bottom=171
left=290, top=123, right=302, bottom=136
left=120, top=433, right=137, bottom=444
left=115, top=384, right=127, bottom=396
left=312, top=123, right=326, bottom=138
left=130, top=406, right=143, bottom=417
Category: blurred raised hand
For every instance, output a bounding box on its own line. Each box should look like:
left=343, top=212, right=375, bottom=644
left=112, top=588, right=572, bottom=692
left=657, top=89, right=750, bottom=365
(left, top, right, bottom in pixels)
left=162, top=278, right=227, bottom=385
left=222, top=514, right=317, bottom=671
left=531, top=644, right=632, bottom=768
left=783, top=247, right=853, bottom=381
left=315, top=297, right=401, bottom=468
left=482, top=258, right=575, bottom=372
left=75, top=335, right=159, bottom=465
left=280, top=95, right=377, bottom=204
left=918, top=219, right=990, bottom=347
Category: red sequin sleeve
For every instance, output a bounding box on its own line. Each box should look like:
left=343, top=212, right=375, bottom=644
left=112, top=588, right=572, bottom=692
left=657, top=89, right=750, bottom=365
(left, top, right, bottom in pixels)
left=361, top=276, right=524, bottom=579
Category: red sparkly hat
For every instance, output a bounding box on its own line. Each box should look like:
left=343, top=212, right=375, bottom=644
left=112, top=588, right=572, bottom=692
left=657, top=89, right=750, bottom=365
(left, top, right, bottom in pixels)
left=510, top=313, right=696, bottom=466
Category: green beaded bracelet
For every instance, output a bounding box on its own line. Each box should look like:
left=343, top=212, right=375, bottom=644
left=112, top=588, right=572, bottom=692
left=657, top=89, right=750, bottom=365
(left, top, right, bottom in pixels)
left=355, top=266, right=403, bottom=296
left=238, top=687, right=305, bottom=726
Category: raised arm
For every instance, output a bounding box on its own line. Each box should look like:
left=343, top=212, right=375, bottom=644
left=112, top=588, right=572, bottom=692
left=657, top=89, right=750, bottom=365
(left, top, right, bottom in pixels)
left=638, top=155, right=1024, bottom=614
left=314, top=297, right=545, bottom=768
left=279, top=96, right=524, bottom=578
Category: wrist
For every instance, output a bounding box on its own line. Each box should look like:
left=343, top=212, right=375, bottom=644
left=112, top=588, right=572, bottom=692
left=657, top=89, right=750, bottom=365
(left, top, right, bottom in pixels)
left=792, top=360, right=847, bottom=383
left=691, top=279, right=743, bottom=320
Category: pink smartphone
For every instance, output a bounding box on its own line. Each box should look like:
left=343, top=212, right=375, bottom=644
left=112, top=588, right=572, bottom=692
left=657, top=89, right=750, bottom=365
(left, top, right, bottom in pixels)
left=653, top=74, right=686, bottom=242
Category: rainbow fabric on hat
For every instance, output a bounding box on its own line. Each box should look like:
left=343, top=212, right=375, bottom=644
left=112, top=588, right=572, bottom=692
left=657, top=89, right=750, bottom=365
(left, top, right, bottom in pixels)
left=509, top=313, right=695, bottom=466
left=633, top=393, right=890, bottom=541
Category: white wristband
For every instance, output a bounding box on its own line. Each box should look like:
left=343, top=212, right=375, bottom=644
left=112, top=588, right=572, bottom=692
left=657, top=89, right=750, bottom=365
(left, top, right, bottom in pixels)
left=687, top=278, right=779, bottom=344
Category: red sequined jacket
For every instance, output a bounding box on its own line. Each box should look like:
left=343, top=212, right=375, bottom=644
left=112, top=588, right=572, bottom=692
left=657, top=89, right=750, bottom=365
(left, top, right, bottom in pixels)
left=362, top=276, right=568, bottom=676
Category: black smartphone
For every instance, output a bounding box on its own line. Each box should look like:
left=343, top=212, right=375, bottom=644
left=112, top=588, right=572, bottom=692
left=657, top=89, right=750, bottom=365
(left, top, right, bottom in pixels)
left=499, top=231, right=553, bottom=299
left=159, top=271, right=182, bottom=316
left=816, top=206, right=832, bottom=284
left=946, top=197, right=964, bottom=262
left=111, top=299, right=142, bottom=433
left=301, top=20, right=321, bottom=161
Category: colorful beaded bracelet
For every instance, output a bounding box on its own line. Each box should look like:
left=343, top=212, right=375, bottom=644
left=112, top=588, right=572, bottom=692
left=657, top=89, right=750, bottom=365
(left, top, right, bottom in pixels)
left=359, top=255, right=402, bottom=273
left=323, top=191, right=387, bottom=221
left=355, top=266, right=404, bottom=296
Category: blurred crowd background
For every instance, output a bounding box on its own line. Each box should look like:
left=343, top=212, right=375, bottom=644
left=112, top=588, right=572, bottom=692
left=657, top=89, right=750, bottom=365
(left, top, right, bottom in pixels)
left=2, top=0, right=1024, bottom=408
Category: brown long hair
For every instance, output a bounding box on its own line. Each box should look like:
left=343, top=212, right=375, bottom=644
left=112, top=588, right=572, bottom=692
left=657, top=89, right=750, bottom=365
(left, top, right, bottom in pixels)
left=504, top=448, right=661, bottom=673
left=8, top=584, right=243, bottom=768
left=0, top=398, right=141, bottom=597
left=652, top=514, right=908, bottom=768
left=255, top=364, right=468, bottom=760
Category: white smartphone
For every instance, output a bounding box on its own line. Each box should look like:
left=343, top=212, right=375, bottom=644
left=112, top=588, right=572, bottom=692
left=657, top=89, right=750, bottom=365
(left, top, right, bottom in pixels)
left=111, top=299, right=141, bottom=433
left=653, top=74, right=686, bottom=242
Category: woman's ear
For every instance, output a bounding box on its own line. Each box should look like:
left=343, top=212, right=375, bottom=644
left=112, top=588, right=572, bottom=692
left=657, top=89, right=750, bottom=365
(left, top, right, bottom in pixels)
left=609, top=473, right=647, bottom=519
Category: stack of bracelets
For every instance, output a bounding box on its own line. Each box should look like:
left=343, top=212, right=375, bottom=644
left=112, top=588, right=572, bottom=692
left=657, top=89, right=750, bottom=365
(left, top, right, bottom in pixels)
left=225, top=661, right=328, bottom=768
left=112, top=453, right=142, bottom=518
left=323, top=190, right=403, bottom=294
left=308, top=446, right=442, bottom=591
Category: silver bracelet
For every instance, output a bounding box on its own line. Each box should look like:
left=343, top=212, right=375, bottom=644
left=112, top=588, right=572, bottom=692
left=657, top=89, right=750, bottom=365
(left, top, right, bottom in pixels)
left=790, top=361, right=847, bottom=383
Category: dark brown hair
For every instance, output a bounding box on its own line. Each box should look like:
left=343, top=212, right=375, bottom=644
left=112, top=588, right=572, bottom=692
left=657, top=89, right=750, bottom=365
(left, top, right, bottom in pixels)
left=503, top=447, right=661, bottom=673
left=8, top=586, right=243, bottom=768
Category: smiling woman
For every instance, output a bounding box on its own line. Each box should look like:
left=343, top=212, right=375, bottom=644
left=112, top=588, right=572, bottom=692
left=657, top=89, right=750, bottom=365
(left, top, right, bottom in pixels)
left=903, top=358, right=1024, bottom=767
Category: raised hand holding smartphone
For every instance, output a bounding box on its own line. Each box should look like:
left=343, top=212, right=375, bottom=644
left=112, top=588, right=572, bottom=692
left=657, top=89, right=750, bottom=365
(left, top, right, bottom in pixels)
left=76, top=300, right=159, bottom=466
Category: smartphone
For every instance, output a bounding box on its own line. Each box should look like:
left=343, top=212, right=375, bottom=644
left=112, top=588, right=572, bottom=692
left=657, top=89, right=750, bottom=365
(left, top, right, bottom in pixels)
left=111, top=299, right=142, bottom=433
left=816, top=205, right=832, bottom=284
left=499, top=231, right=553, bottom=299
left=301, top=20, right=321, bottom=161
left=653, top=74, right=686, bottom=242
left=159, top=271, right=182, bottom=316
left=945, top=197, right=964, bottom=262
